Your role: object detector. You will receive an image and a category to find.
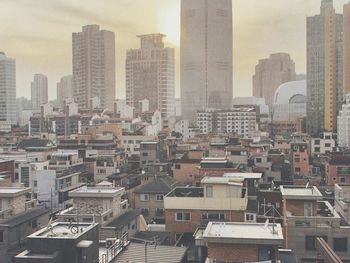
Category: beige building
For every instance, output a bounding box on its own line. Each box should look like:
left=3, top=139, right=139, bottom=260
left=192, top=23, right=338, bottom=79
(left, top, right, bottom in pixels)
left=72, top=25, right=115, bottom=109
left=31, top=73, right=48, bottom=112
left=126, top=34, right=175, bottom=118
left=344, top=3, right=350, bottom=97
left=57, top=75, right=73, bottom=109
left=253, top=53, right=296, bottom=110
left=307, top=0, right=343, bottom=135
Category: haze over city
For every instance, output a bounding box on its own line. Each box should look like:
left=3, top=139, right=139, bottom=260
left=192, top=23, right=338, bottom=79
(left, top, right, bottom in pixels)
left=2, top=0, right=350, bottom=100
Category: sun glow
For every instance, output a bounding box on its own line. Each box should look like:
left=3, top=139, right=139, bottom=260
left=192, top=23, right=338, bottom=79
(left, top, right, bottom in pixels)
left=157, top=2, right=180, bottom=46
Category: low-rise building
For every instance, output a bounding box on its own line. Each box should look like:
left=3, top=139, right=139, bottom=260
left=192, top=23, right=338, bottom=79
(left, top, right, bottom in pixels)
left=281, top=185, right=350, bottom=262
left=0, top=187, right=50, bottom=263
left=164, top=176, right=248, bottom=244
left=325, top=153, right=350, bottom=186
left=195, top=222, right=284, bottom=263
left=311, top=132, right=337, bottom=155
left=15, top=222, right=99, bottom=263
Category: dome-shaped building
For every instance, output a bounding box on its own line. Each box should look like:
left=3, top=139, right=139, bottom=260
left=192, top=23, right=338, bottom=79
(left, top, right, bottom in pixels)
left=272, top=80, right=306, bottom=121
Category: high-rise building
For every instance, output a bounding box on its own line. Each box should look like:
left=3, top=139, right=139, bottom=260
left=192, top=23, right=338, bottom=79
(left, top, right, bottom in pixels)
left=338, top=93, right=350, bottom=148
left=343, top=3, right=350, bottom=97
left=181, top=0, right=233, bottom=122
left=0, top=52, right=16, bottom=127
left=57, top=75, right=73, bottom=109
left=31, top=74, right=48, bottom=111
left=307, top=0, right=343, bottom=135
left=72, top=25, right=115, bottom=109
left=252, top=53, right=296, bottom=110
left=126, top=34, right=175, bottom=117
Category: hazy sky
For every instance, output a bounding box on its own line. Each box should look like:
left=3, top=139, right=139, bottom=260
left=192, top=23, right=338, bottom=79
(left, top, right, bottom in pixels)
left=1, top=0, right=349, bottom=100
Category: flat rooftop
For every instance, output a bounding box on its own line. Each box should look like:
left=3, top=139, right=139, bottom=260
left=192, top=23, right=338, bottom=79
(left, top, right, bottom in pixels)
left=28, top=222, right=98, bottom=239
left=0, top=187, right=31, bottom=197
left=166, top=187, right=203, bottom=198
left=69, top=186, right=124, bottom=198
left=280, top=186, right=322, bottom=200
left=201, top=176, right=244, bottom=186
left=202, top=222, right=284, bottom=245
left=223, top=173, right=262, bottom=180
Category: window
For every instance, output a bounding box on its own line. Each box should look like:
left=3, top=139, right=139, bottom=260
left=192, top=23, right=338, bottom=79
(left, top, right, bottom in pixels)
left=314, top=140, right=320, bottom=145
left=306, top=236, right=327, bottom=251
left=142, top=152, right=148, bottom=157
left=314, top=147, right=320, bottom=153
left=0, top=231, right=3, bottom=242
left=156, top=194, right=164, bottom=201
left=306, top=236, right=316, bottom=251
left=304, top=202, right=313, bottom=217
left=156, top=208, right=164, bottom=216
left=325, top=143, right=331, bottom=147
left=334, top=238, right=347, bottom=252
left=295, top=158, right=300, bottom=163
left=206, top=185, right=213, bottom=198
left=295, top=167, right=301, bottom=173
left=245, top=213, right=255, bottom=222
left=256, top=158, right=262, bottom=163
left=175, top=164, right=181, bottom=170
left=341, top=177, right=346, bottom=183
left=202, top=213, right=225, bottom=220
left=141, top=208, right=149, bottom=215
left=33, top=180, right=38, bottom=187
left=140, top=194, right=149, bottom=201
left=175, top=212, right=191, bottom=221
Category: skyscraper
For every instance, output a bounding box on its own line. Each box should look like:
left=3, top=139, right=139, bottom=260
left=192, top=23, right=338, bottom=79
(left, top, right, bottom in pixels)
left=57, top=75, right=73, bottom=109
left=31, top=73, right=48, bottom=111
left=0, top=52, right=16, bottom=126
left=253, top=53, right=296, bottom=110
left=72, top=25, right=115, bottom=109
left=180, top=0, right=233, bottom=122
left=126, top=34, right=175, bottom=118
left=343, top=3, right=350, bottom=97
left=307, top=0, right=343, bottom=135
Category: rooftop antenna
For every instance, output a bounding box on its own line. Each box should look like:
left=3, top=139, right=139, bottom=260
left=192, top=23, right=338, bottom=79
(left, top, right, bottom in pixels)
left=305, top=180, right=310, bottom=189
left=264, top=218, right=269, bottom=229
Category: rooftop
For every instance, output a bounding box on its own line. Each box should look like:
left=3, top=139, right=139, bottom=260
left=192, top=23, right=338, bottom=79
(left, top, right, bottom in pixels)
left=69, top=186, right=124, bottom=198
left=202, top=222, right=284, bottom=245
left=223, top=172, right=262, bottom=180
left=112, top=242, right=187, bottom=263
left=0, top=187, right=31, bottom=197
left=28, top=222, right=98, bottom=239
left=201, top=176, right=244, bottom=186
left=166, top=187, right=203, bottom=198
left=280, top=185, right=322, bottom=200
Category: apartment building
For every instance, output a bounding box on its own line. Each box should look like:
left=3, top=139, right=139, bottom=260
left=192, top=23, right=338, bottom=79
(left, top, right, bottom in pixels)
left=325, top=153, right=350, bottom=185
left=197, top=108, right=257, bottom=138
left=310, top=132, right=337, bottom=155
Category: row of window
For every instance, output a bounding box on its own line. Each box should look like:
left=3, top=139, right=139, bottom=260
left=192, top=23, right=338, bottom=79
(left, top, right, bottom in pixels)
left=140, top=194, right=164, bottom=201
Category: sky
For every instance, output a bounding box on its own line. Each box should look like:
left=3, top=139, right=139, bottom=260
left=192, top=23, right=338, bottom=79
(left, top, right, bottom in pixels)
left=1, top=0, right=350, bottom=100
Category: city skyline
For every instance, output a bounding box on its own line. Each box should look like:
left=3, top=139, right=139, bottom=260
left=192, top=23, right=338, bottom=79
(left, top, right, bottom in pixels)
left=2, top=0, right=350, bottom=101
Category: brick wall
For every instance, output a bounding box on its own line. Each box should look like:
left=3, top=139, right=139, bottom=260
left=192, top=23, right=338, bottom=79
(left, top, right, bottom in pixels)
left=173, top=163, right=199, bottom=185
left=208, top=243, right=258, bottom=262
left=284, top=199, right=317, bottom=216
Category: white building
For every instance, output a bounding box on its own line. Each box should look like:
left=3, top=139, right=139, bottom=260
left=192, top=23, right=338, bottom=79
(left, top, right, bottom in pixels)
left=272, top=80, right=306, bottom=121
left=232, top=96, right=269, bottom=115
left=126, top=34, right=175, bottom=118
left=181, top=0, right=233, bottom=122
left=0, top=52, right=16, bottom=128
left=311, top=132, right=336, bottom=155
left=31, top=74, right=48, bottom=112
left=338, top=93, right=350, bottom=147
left=57, top=75, right=73, bottom=109
left=72, top=25, right=115, bottom=109
left=197, top=108, right=257, bottom=138
left=114, top=99, right=134, bottom=119
left=175, top=120, right=190, bottom=140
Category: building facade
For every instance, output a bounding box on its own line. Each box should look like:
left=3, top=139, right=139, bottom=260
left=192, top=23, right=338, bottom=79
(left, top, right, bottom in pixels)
left=126, top=34, right=175, bottom=118
left=57, top=75, right=73, bottom=109
left=307, top=0, right=343, bottom=135
left=338, top=93, right=350, bottom=147
left=253, top=53, right=296, bottom=109
left=196, top=108, right=256, bottom=138
left=31, top=74, right=48, bottom=112
left=72, top=25, right=115, bottom=109
left=0, top=52, right=16, bottom=127
left=181, top=0, right=233, bottom=122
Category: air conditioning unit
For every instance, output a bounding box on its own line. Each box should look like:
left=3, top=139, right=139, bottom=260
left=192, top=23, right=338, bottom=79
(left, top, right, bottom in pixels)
left=106, top=238, right=117, bottom=248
